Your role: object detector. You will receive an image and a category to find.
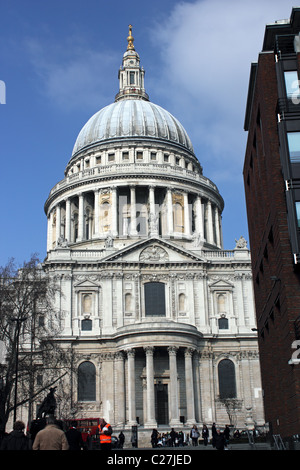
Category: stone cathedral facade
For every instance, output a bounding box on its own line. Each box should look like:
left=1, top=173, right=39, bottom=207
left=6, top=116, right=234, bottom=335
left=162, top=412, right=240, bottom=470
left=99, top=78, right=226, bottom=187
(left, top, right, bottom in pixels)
left=43, top=27, right=264, bottom=437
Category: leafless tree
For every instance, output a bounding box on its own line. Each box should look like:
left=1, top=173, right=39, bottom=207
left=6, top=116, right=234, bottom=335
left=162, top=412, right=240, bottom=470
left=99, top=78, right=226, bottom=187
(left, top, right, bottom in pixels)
left=215, top=396, right=243, bottom=427
left=0, top=254, right=73, bottom=436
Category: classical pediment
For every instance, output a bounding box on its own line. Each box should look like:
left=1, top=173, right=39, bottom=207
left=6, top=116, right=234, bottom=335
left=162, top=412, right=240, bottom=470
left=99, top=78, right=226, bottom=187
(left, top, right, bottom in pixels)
left=100, top=237, right=207, bottom=265
left=73, top=277, right=101, bottom=288
left=209, top=278, right=234, bottom=290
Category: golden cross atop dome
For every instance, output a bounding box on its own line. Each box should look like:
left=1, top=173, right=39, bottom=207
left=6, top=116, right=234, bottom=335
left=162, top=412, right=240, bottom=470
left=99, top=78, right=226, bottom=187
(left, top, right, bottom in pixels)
left=127, top=24, right=135, bottom=51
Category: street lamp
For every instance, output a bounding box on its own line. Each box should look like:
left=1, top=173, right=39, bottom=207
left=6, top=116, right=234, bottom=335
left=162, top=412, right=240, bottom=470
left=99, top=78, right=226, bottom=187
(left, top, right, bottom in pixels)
left=11, top=316, right=27, bottom=423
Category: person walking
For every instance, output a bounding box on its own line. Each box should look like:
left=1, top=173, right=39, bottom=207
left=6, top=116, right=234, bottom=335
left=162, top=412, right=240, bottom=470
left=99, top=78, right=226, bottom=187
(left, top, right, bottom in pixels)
left=65, top=420, right=84, bottom=450
left=202, top=424, right=209, bottom=446
left=118, top=431, right=125, bottom=449
left=1, top=421, right=30, bottom=450
left=224, top=425, right=230, bottom=446
left=190, top=425, right=200, bottom=446
left=169, top=428, right=177, bottom=447
left=214, top=428, right=226, bottom=450
left=151, top=429, right=158, bottom=448
left=211, top=422, right=217, bottom=448
left=98, top=418, right=112, bottom=450
left=32, top=415, right=69, bottom=450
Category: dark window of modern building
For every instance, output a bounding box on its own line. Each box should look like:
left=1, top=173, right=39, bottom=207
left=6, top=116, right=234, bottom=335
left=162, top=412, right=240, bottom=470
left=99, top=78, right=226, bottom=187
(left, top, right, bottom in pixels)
left=81, top=319, right=92, bottom=331
left=218, top=317, right=229, bottom=329
left=78, top=361, right=96, bottom=401
left=144, top=282, right=166, bottom=316
left=287, top=132, right=300, bottom=162
left=218, top=359, right=237, bottom=399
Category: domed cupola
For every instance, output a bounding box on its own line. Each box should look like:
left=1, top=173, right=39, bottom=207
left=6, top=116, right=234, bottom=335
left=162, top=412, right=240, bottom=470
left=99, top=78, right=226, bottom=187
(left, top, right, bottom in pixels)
left=45, top=25, right=224, bottom=253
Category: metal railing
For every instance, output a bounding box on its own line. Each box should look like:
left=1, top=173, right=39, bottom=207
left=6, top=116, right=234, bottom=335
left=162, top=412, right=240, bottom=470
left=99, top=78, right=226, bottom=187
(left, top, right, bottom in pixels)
left=273, top=434, right=286, bottom=450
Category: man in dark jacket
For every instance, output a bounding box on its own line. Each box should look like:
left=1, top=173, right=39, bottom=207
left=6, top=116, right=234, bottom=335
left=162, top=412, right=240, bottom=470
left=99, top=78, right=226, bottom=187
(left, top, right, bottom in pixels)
left=1, top=421, right=30, bottom=450
left=65, top=421, right=85, bottom=450
left=214, top=429, right=226, bottom=450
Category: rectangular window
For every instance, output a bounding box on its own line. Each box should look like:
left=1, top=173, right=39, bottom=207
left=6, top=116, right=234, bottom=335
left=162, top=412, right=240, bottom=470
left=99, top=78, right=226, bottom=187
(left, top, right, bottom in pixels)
left=296, top=201, right=300, bottom=228
left=130, top=71, right=135, bottom=85
left=122, top=151, right=129, bottom=160
left=144, top=282, right=166, bottom=316
left=287, top=132, right=300, bottom=162
left=284, top=71, right=300, bottom=98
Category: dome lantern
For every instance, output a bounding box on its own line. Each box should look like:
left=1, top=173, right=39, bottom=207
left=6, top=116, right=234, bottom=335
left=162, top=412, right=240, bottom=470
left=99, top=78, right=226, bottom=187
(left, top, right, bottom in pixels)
left=115, top=24, right=149, bottom=102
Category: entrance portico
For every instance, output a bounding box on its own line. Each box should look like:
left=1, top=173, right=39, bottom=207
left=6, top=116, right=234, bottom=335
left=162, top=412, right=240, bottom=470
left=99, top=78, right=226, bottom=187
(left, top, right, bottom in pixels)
left=114, top=322, right=202, bottom=429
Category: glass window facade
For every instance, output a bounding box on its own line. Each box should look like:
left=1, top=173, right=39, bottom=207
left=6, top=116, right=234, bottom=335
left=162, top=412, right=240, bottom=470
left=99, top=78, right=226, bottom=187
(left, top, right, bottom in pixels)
left=287, top=132, right=300, bottom=162
left=284, top=71, right=300, bottom=98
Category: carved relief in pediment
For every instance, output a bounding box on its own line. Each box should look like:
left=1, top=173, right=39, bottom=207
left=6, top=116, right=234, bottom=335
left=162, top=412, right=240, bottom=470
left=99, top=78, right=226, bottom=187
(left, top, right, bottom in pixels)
left=139, top=245, right=169, bottom=263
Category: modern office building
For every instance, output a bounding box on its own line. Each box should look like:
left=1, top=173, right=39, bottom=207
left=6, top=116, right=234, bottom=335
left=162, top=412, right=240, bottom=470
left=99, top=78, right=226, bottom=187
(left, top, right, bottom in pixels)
left=36, top=26, right=264, bottom=443
left=243, top=7, right=300, bottom=443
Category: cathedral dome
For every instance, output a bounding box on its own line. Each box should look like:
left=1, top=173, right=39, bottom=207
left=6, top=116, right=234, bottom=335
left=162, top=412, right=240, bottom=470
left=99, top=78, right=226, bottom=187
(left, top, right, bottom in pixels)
left=72, top=99, right=194, bottom=156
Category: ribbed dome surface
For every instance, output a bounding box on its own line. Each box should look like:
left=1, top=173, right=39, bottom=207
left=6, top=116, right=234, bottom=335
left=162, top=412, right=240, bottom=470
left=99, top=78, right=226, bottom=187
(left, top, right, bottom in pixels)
left=72, top=99, right=194, bottom=156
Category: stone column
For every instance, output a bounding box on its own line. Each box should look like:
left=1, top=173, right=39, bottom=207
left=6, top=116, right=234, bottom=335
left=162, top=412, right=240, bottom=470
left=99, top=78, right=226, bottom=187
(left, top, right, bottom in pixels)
left=195, top=195, right=204, bottom=239
left=183, top=191, right=190, bottom=237
left=111, top=186, right=118, bottom=236
left=144, top=346, right=157, bottom=427
left=127, top=349, right=137, bottom=426
left=78, top=193, right=85, bottom=241
left=47, top=212, right=52, bottom=251
left=185, top=348, right=196, bottom=425
left=94, top=189, right=100, bottom=237
left=55, top=204, right=61, bottom=244
left=149, top=186, right=158, bottom=236
left=214, top=206, right=221, bottom=248
left=65, top=198, right=71, bottom=243
left=168, top=346, right=180, bottom=426
left=205, top=201, right=214, bottom=245
left=167, top=188, right=174, bottom=237
left=130, top=185, right=138, bottom=236
left=115, top=352, right=125, bottom=427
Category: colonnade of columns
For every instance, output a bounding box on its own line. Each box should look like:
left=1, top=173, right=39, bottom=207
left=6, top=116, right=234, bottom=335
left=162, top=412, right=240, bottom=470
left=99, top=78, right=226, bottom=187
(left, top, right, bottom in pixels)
left=47, top=184, right=223, bottom=250
left=115, top=346, right=197, bottom=428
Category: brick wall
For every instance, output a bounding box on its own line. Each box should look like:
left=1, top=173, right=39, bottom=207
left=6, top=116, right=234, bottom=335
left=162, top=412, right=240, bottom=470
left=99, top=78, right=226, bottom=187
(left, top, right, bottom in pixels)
left=243, top=51, right=300, bottom=438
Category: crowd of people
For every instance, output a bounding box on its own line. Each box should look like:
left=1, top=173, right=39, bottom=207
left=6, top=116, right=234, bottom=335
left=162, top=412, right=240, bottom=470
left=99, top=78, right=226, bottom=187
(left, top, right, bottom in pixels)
left=0, top=416, right=113, bottom=451
left=150, top=423, right=232, bottom=450
left=1, top=417, right=236, bottom=451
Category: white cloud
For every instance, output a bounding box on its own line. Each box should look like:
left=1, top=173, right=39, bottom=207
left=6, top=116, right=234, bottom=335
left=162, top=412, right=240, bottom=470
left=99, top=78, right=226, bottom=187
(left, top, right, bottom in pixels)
left=151, top=0, right=296, bottom=182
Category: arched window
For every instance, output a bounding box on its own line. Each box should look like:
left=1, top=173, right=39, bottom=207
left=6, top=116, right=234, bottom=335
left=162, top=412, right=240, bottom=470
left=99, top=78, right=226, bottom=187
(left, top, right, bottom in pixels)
left=144, top=282, right=166, bottom=316
left=72, top=212, right=78, bottom=242
left=78, top=361, right=96, bottom=401
left=174, top=202, right=184, bottom=233
left=125, top=292, right=132, bottom=312
left=100, top=201, right=111, bottom=232
left=217, top=294, right=226, bottom=313
left=179, top=293, right=186, bottom=312
left=218, top=359, right=236, bottom=399
left=82, top=294, right=92, bottom=314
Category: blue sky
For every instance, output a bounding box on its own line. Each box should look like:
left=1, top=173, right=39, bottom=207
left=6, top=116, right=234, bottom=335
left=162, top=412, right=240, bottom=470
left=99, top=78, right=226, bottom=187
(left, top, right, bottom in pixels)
left=0, top=0, right=297, bottom=266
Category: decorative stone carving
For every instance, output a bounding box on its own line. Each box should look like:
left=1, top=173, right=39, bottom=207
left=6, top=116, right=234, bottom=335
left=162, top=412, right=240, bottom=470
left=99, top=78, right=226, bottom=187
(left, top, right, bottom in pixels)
left=235, top=236, right=248, bottom=249
left=139, top=245, right=169, bottom=262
